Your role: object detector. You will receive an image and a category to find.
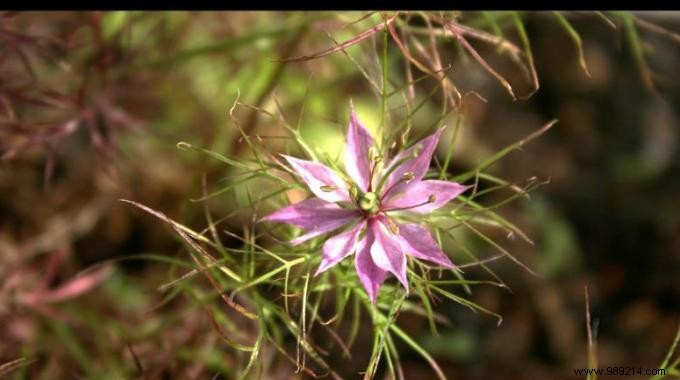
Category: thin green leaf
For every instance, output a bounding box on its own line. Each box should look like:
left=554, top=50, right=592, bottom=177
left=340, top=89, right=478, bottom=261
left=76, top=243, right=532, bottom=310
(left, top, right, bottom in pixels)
left=553, top=11, right=591, bottom=77
left=453, top=119, right=557, bottom=183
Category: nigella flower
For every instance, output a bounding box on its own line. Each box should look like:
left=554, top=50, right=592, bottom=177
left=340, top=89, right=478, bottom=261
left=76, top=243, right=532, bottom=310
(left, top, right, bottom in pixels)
left=262, top=102, right=470, bottom=303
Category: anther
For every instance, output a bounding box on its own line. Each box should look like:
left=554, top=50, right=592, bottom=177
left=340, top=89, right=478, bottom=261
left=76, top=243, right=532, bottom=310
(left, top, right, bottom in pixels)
left=401, top=171, right=415, bottom=183
left=349, top=186, right=358, bottom=200
left=368, top=146, right=379, bottom=161
left=386, top=217, right=400, bottom=235
left=384, top=194, right=437, bottom=213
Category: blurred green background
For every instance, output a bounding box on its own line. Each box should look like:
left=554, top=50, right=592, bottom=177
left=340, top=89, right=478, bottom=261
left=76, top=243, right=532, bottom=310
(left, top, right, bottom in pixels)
left=0, top=11, right=678, bottom=379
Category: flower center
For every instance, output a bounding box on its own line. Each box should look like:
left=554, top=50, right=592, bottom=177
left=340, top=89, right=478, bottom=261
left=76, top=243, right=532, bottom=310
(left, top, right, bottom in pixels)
left=358, top=192, right=380, bottom=214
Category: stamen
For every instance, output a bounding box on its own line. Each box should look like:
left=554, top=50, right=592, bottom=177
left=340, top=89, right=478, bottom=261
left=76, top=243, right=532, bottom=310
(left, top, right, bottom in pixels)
left=349, top=186, right=358, bottom=200
left=367, top=147, right=382, bottom=191
left=380, top=171, right=416, bottom=201
left=386, top=217, right=400, bottom=235
left=384, top=194, right=436, bottom=212
left=368, top=146, right=380, bottom=162
left=375, top=154, right=415, bottom=194
left=320, top=185, right=338, bottom=192
left=401, top=171, right=415, bottom=183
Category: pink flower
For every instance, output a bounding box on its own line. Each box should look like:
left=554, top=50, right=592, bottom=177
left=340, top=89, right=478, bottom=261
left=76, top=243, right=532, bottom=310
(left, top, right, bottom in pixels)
left=262, top=102, right=470, bottom=303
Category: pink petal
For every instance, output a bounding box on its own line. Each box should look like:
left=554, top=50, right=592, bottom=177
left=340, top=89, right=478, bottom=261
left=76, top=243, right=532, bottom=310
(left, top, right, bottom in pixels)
left=282, top=155, right=350, bottom=203
left=381, top=128, right=444, bottom=199
left=288, top=220, right=352, bottom=246
left=261, top=198, right=360, bottom=246
left=354, top=228, right=387, bottom=303
left=369, top=218, right=409, bottom=291
left=260, top=198, right=358, bottom=228
left=315, top=221, right=365, bottom=275
left=24, top=265, right=112, bottom=304
left=344, top=101, right=375, bottom=192
left=397, top=223, right=455, bottom=269
left=383, top=180, right=470, bottom=214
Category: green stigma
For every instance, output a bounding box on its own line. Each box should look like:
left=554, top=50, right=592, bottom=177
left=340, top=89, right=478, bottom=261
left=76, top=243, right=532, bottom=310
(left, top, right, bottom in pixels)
left=358, top=192, right=380, bottom=214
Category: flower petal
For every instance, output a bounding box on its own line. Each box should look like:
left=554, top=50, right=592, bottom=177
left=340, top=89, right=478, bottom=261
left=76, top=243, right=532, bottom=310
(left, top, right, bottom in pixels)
left=354, top=227, right=387, bottom=303
left=397, top=223, right=455, bottom=269
left=344, top=101, right=375, bottom=192
left=315, top=221, right=365, bottom=275
left=260, top=198, right=358, bottom=228
left=24, top=265, right=112, bottom=304
left=282, top=155, right=349, bottom=203
left=369, top=218, right=409, bottom=291
left=383, top=180, right=470, bottom=214
left=260, top=198, right=360, bottom=246
left=287, top=218, right=355, bottom=246
left=381, top=128, right=444, bottom=199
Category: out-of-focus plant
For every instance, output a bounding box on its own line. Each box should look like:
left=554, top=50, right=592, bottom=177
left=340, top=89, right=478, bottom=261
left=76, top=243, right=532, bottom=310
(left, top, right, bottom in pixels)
left=2, top=10, right=678, bottom=379
left=581, top=288, right=680, bottom=380
left=0, top=12, right=151, bottom=179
